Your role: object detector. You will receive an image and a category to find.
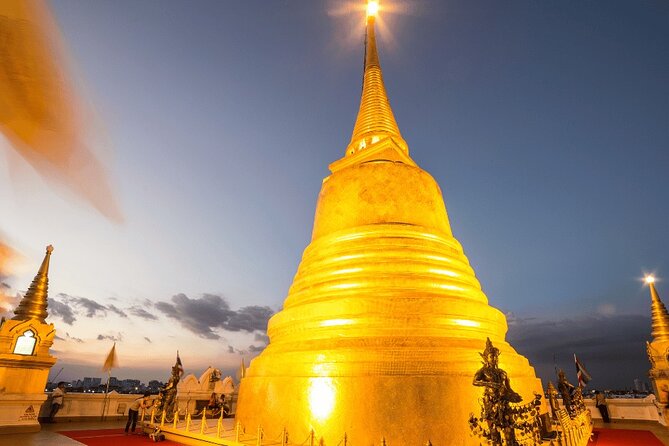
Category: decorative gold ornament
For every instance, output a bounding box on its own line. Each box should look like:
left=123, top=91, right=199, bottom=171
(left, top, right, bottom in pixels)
left=12, top=245, right=53, bottom=323
left=469, top=338, right=543, bottom=445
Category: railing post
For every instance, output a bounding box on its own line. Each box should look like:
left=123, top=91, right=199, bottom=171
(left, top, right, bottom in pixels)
left=200, top=410, right=207, bottom=434
left=235, top=421, right=241, bottom=442
left=281, top=427, right=287, bottom=446
left=140, top=407, right=145, bottom=423
left=217, top=414, right=223, bottom=438
left=161, top=409, right=166, bottom=427
left=186, top=411, right=192, bottom=431
left=256, top=425, right=263, bottom=446
left=343, top=432, right=347, bottom=446
left=173, top=407, right=179, bottom=429
left=150, top=406, right=156, bottom=424
left=381, top=437, right=387, bottom=446
left=310, top=429, right=315, bottom=446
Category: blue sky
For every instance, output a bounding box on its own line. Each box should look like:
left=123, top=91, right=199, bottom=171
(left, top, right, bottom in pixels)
left=0, top=1, right=667, bottom=388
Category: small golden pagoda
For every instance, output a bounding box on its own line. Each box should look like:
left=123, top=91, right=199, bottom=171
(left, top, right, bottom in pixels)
left=645, top=276, right=669, bottom=402
left=0, top=245, right=57, bottom=433
left=235, top=3, right=545, bottom=443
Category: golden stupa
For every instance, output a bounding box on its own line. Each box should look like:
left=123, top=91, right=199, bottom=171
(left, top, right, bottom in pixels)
left=235, top=4, right=545, bottom=444
left=645, top=276, right=669, bottom=402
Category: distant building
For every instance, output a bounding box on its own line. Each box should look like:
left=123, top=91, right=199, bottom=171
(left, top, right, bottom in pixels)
left=82, top=377, right=102, bottom=389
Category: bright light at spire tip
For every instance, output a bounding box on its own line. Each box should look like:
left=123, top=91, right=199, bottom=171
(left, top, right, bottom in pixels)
left=367, top=1, right=379, bottom=18
left=646, top=275, right=656, bottom=284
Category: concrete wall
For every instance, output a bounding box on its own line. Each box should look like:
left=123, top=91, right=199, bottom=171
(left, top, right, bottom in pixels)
left=585, top=396, right=665, bottom=425
left=38, top=392, right=140, bottom=421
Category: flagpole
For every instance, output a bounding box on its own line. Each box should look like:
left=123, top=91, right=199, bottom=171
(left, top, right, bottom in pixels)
left=101, top=369, right=111, bottom=421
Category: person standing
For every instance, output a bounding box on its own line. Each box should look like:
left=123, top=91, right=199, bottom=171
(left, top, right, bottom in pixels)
left=594, top=390, right=610, bottom=423
left=48, top=382, right=66, bottom=423
left=125, top=392, right=151, bottom=435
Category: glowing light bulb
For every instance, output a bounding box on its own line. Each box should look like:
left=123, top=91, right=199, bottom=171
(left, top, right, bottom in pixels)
left=646, top=275, right=656, bottom=284
left=367, top=1, right=379, bottom=18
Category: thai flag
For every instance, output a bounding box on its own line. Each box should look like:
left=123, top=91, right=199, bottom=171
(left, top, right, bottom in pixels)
left=574, top=353, right=591, bottom=387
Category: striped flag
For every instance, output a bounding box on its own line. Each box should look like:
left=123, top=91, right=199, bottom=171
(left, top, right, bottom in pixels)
left=574, top=353, right=591, bottom=387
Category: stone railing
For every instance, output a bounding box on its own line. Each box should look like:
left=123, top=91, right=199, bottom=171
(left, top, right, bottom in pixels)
left=37, top=391, right=141, bottom=421
left=584, top=395, right=664, bottom=424
left=555, top=408, right=592, bottom=446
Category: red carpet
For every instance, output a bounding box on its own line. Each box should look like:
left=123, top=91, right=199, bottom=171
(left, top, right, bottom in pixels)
left=589, top=428, right=664, bottom=446
left=58, top=428, right=183, bottom=445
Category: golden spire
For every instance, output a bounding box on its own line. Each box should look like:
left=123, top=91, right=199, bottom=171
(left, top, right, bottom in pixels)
left=12, top=245, right=53, bottom=323
left=646, top=276, right=669, bottom=341
left=346, top=1, right=407, bottom=157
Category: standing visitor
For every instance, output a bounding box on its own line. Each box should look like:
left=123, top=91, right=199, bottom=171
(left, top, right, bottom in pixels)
left=48, top=382, right=66, bottom=422
left=125, top=392, right=151, bottom=435
left=594, top=391, right=609, bottom=423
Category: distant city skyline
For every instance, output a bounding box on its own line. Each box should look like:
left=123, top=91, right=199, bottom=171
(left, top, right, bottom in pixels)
left=1, top=1, right=668, bottom=388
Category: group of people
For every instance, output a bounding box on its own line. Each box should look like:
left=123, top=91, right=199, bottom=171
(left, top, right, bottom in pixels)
left=202, top=391, right=232, bottom=417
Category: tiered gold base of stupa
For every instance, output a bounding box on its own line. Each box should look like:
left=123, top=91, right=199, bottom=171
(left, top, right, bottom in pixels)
left=236, top=160, right=544, bottom=445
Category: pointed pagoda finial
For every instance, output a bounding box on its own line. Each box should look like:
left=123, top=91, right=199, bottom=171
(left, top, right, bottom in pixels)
left=646, top=276, right=669, bottom=341
left=346, top=0, right=407, bottom=157
left=12, top=245, right=53, bottom=323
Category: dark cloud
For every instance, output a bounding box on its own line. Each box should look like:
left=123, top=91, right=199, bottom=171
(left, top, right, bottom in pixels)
left=129, top=306, right=158, bottom=321
left=144, top=337, right=152, bottom=343
left=65, top=332, right=84, bottom=343
left=507, top=314, right=651, bottom=390
left=225, top=306, right=274, bottom=332
left=49, top=299, right=76, bottom=325
left=56, top=294, right=134, bottom=320
left=155, top=293, right=274, bottom=340
left=227, top=345, right=235, bottom=354
left=54, top=334, right=65, bottom=341
left=248, top=345, right=265, bottom=353
left=254, top=332, right=269, bottom=345
left=59, top=293, right=107, bottom=317
left=107, top=304, right=127, bottom=318
left=97, top=333, right=122, bottom=342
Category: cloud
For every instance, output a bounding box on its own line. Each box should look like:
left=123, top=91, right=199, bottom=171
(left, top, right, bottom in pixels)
left=128, top=306, right=158, bottom=321
left=155, top=293, right=274, bottom=340
left=507, top=314, right=651, bottom=389
left=56, top=294, right=133, bottom=320
left=107, top=304, right=127, bottom=318
left=59, top=294, right=107, bottom=317
left=0, top=290, right=19, bottom=319
left=227, top=345, right=235, bottom=354
left=254, top=332, right=270, bottom=345
left=97, top=333, right=122, bottom=342
left=65, top=332, right=84, bottom=343
left=49, top=299, right=77, bottom=325
left=596, top=303, right=616, bottom=317
left=225, top=306, right=274, bottom=332
left=248, top=345, right=265, bottom=353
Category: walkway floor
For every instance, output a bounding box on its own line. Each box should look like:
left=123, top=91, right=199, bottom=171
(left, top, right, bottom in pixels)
left=592, top=420, right=669, bottom=446
left=0, top=419, right=667, bottom=446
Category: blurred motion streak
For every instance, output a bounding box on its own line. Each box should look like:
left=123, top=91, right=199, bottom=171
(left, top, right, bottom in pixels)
left=0, top=240, right=18, bottom=316
left=0, top=0, right=122, bottom=222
